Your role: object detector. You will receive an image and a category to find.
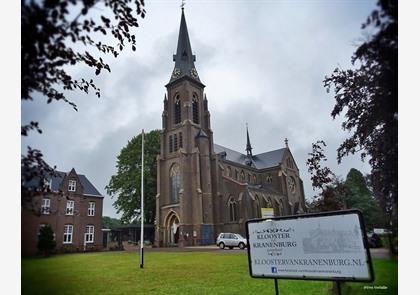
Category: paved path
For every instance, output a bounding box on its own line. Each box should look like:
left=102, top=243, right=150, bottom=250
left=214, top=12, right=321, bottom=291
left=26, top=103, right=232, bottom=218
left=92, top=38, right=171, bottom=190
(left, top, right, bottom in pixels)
left=126, top=245, right=394, bottom=258
left=369, top=248, right=393, bottom=259
left=126, top=245, right=245, bottom=253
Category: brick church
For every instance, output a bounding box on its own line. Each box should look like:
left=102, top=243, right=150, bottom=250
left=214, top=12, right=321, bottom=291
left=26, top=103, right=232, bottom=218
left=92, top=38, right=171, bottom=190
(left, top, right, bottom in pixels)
left=154, top=8, right=306, bottom=247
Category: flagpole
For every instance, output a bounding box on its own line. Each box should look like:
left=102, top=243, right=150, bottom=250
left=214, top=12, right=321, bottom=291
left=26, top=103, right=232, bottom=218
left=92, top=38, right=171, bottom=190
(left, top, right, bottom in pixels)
left=140, top=129, right=145, bottom=268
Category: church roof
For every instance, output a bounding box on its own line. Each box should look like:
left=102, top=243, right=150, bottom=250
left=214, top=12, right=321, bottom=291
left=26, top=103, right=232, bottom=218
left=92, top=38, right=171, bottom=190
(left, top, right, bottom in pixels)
left=214, top=144, right=287, bottom=170
left=168, top=9, right=201, bottom=85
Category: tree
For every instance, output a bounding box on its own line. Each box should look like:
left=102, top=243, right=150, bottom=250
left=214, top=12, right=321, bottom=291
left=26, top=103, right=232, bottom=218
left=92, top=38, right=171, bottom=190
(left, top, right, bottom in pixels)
left=306, top=140, right=345, bottom=212
left=102, top=216, right=122, bottom=229
left=307, top=142, right=385, bottom=230
left=22, top=0, right=146, bottom=200
left=344, top=168, right=385, bottom=230
left=323, top=0, right=397, bottom=236
left=106, top=130, right=160, bottom=224
left=37, top=225, right=56, bottom=256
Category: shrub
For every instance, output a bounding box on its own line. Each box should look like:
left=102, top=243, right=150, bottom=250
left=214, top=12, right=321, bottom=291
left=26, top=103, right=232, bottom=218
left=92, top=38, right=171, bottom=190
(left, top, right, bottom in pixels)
left=37, top=225, right=56, bottom=256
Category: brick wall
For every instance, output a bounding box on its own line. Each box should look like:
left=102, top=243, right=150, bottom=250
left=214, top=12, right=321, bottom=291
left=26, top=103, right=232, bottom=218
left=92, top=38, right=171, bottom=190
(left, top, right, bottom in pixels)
left=21, top=193, right=103, bottom=256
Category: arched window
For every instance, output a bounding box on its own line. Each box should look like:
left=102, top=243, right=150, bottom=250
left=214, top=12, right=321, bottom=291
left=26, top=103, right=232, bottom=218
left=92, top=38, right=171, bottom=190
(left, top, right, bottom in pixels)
left=228, top=197, right=238, bottom=222
left=287, top=176, right=297, bottom=194
left=174, top=95, right=181, bottom=124
left=227, top=166, right=232, bottom=177
left=174, top=133, right=178, bottom=151
left=287, top=158, right=293, bottom=169
left=179, top=132, right=183, bottom=148
left=240, top=171, right=245, bottom=182
left=252, top=174, right=257, bottom=184
left=170, top=164, right=180, bottom=203
left=278, top=200, right=284, bottom=216
left=192, top=94, right=199, bottom=124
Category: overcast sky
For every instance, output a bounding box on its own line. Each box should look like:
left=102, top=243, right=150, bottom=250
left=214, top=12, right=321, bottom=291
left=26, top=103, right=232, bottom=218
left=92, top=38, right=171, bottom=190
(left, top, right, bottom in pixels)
left=21, top=0, right=378, bottom=218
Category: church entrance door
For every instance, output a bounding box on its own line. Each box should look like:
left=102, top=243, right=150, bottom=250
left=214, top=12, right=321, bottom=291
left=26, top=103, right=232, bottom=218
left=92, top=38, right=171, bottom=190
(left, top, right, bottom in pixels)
left=166, top=212, right=180, bottom=246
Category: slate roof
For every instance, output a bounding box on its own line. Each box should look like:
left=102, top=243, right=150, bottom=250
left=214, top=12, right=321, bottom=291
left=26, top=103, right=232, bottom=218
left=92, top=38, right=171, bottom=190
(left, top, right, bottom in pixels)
left=168, top=9, right=201, bottom=85
left=24, top=170, right=102, bottom=197
left=214, top=143, right=286, bottom=170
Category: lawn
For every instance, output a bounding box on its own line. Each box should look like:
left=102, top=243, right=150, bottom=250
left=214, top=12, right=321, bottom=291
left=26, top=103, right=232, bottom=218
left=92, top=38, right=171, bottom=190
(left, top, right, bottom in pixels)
left=22, top=251, right=397, bottom=295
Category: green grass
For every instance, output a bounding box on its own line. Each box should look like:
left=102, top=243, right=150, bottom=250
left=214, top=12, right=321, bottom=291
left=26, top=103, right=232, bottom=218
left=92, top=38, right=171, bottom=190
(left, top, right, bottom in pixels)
left=22, top=251, right=397, bottom=295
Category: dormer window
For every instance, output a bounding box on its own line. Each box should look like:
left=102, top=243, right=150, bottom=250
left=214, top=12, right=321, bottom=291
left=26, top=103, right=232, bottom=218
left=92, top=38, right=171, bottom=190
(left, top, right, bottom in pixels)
left=44, top=178, right=52, bottom=190
left=68, top=180, right=76, bottom=192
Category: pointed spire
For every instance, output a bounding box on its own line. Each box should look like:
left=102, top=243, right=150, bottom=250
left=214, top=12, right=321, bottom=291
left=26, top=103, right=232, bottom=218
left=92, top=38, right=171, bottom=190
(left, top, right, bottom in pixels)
left=246, top=123, right=252, bottom=157
left=163, top=93, right=168, bottom=111
left=169, top=7, right=200, bottom=83
left=203, top=94, right=208, bottom=110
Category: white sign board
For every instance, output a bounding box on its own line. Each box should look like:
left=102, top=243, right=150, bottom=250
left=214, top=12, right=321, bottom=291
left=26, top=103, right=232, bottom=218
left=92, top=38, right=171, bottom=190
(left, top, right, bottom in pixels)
left=246, top=210, right=374, bottom=282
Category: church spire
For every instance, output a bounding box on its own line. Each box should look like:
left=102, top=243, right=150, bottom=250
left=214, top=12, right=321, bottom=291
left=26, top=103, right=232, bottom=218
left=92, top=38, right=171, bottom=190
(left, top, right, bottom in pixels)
left=169, top=7, right=200, bottom=83
left=246, top=124, right=252, bottom=157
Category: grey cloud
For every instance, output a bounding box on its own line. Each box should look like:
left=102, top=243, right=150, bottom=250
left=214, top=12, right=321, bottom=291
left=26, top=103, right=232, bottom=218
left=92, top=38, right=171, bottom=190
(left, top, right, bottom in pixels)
left=22, top=1, right=377, bottom=218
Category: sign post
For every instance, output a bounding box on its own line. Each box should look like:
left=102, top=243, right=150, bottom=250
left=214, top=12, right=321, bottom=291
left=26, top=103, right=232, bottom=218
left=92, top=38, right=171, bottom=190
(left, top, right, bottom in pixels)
left=274, top=278, right=279, bottom=295
left=245, top=210, right=374, bottom=293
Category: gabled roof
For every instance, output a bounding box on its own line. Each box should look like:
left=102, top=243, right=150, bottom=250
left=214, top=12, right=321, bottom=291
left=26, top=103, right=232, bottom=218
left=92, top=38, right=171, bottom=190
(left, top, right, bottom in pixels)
left=214, top=143, right=286, bottom=170
left=196, top=129, right=209, bottom=138
left=24, top=170, right=102, bottom=197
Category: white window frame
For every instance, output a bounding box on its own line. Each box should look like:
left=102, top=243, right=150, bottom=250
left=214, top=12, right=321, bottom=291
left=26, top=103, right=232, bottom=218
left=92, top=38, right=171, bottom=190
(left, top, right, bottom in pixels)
left=63, top=224, right=73, bottom=244
left=84, top=225, right=94, bottom=243
left=66, top=200, right=75, bottom=215
left=44, top=178, right=52, bottom=190
left=68, top=180, right=76, bottom=192
left=88, top=201, right=95, bottom=216
left=41, top=198, right=50, bottom=215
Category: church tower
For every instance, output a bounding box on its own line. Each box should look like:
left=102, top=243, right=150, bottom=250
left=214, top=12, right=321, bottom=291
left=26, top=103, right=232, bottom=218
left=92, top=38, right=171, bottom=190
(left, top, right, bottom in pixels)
left=155, top=8, right=215, bottom=247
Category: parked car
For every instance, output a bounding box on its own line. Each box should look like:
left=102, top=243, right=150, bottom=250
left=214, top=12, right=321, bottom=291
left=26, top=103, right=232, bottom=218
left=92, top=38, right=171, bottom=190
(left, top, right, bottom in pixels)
left=367, top=232, right=383, bottom=248
left=216, top=233, right=247, bottom=250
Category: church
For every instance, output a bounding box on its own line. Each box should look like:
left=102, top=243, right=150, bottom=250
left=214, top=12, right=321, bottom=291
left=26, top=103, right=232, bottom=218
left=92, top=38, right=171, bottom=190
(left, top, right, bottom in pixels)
left=154, top=8, right=306, bottom=247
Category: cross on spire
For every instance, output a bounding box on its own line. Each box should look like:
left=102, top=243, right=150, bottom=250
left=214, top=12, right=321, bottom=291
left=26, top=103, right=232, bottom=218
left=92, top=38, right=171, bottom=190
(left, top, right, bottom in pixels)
left=181, top=0, right=186, bottom=9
